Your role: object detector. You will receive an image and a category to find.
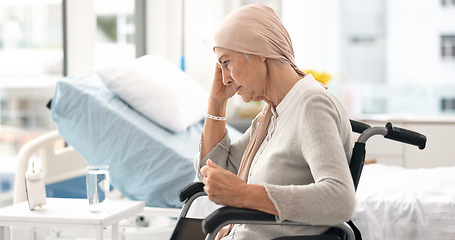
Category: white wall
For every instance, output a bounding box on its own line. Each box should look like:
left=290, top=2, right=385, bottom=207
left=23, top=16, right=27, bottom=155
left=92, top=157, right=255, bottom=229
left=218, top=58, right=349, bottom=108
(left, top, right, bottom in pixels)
left=183, top=0, right=238, bottom=91
left=65, top=0, right=95, bottom=76
left=145, top=0, right=243, bottom=91
left=179, top=0, right=345, bottom=115
left=148, top=0, right=344, bottom=90
left=282, top=0, right=342, bottom=79
left=145, top=0, right=183, bottom=69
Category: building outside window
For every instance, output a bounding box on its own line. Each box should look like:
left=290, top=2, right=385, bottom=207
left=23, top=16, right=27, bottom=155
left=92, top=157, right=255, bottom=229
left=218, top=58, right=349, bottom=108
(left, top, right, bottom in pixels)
left=441, top=0, right=455, bottom=7
left=94, top=0, right=136, bottom=68
left=441, top=35, right=455, bottom=59
left=281, top=0, right=455, bottom=117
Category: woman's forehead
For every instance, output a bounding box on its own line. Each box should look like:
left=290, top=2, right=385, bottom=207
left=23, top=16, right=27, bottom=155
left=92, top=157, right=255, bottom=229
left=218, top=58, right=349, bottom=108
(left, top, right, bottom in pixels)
left=216, top=48, right=246, bottom=60
left=215, top=47, right=233, bottom=56
left=215, top=48, right=234, bottom=63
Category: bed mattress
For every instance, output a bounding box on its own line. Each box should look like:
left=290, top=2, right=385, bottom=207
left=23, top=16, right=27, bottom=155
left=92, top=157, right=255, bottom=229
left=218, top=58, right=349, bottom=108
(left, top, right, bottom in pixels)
left=353, top=163, right=455, bottom=240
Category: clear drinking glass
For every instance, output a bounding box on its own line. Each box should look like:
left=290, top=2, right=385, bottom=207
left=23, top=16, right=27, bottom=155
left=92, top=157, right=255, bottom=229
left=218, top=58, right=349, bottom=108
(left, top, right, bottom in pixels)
left=86, top=165, right=110, bottom=213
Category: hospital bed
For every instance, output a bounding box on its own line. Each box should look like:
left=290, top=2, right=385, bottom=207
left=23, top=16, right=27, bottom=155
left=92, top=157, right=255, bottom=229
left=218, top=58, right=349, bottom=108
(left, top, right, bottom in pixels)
left=11, top=63, right=455, bottom=239
left=353, top=163, right=455, bottom=240
left=11, top=70, right=243, bottom=239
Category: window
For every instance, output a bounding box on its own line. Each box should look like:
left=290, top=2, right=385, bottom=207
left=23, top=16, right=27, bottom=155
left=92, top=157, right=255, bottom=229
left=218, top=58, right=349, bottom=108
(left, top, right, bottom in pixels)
left=0, top=0, right=63, bottom=197
left=441, top=97, right=455, bottom=113
left=0, top=0, right=62, bottom=154
left=0, top=0, right=144, bottom=201
left=94, top=0, right=137, bottom=68
left=0, top=0, right=142, bottom=159
left=441, top=35, right=455, bottom=59
left=441, top=0, right=455, bottom=7
left=281, top=0, right=455, bottom=116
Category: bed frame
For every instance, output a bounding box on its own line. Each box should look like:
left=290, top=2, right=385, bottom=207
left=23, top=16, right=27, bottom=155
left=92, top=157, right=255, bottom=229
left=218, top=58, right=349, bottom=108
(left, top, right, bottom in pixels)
left=13, top=130, right=87, bottom=204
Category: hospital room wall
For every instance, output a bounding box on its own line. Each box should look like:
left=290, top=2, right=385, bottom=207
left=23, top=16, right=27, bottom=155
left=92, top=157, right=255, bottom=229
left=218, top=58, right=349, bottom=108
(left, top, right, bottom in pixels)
left=182, top=0, right=242, bottom=91
left=159, top=0, right=340, bottom=118
left=282, top=0, right=342, bottom=80
left=144, top=0, right=183, bottom=71
left=161, top=0, right=342, bottom=92
left=144, top=0, right=245, bottom=92
left=65, top=0, right=95, bottom=76
left=143, top=0, right=258, bottom=119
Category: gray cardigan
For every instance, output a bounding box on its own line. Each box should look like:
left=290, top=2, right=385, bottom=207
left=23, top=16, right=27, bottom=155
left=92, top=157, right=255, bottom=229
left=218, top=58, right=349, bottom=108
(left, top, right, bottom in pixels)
left=195, top=77, right=356, bottom=239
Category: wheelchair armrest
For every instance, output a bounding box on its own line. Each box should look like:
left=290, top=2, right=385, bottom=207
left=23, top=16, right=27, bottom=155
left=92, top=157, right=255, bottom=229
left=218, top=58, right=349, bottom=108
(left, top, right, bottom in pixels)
left=202, top=206, right=276, bottom=234
left=179, top=182, right=205, bottom=202
left=202, top=206, right=355, bottom=240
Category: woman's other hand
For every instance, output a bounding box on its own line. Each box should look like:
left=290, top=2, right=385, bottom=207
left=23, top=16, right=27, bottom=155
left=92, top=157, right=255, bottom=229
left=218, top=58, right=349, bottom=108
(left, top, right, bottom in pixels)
left=200, top=160, right=279, bottom=215
left=200, top=159, right=247, bottom=207
left=210, top=63, right=236, bottom=100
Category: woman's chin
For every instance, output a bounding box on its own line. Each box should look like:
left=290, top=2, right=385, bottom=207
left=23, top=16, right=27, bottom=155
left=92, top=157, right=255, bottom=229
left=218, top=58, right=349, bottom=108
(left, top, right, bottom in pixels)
left=239, top=95, right=252, bottom=103
left=241, top=99, right=251, bottom=103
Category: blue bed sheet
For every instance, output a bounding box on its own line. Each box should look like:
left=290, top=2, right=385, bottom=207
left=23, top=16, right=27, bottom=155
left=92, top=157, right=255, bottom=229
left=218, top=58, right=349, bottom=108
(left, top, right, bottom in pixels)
left=51, top=75, right=242, bottom=208
left=46, top=176, right=87, bottom=199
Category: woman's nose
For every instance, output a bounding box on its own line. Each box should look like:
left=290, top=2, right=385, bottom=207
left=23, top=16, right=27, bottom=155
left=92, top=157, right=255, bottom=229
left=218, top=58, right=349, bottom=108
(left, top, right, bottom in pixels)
left=221, top=69, right=233, bottom=86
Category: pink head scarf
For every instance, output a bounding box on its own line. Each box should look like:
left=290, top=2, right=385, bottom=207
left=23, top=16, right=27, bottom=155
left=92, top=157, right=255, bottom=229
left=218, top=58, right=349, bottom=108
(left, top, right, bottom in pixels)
left=212, top=4, right=305, bottom=77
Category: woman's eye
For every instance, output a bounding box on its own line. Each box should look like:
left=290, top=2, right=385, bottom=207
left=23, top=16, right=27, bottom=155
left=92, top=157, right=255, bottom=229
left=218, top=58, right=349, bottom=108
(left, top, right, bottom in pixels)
left=223, top=60, right=230, bottom=69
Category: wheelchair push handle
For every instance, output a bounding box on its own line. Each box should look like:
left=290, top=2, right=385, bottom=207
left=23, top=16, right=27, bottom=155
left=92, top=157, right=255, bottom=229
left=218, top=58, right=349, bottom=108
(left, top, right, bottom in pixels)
left=350, top=119, right=371, bottom=134
left=384, top=122, right=427, bottom=150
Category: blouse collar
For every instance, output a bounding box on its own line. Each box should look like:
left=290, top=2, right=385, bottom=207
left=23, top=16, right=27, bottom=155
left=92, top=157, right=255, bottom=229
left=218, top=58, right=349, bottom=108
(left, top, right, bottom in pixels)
left=275, top=73, right=322, bottom=117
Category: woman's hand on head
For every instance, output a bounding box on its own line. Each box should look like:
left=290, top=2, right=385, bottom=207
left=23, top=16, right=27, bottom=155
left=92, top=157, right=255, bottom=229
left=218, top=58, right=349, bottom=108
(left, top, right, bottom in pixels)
left=200, top=159, right=247, bottom=207
left=209, top=63, right=236, bottom=101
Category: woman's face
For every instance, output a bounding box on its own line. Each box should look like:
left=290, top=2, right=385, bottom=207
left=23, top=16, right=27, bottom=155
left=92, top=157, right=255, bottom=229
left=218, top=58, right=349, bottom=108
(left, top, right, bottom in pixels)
left=215, top=47, right=267, bottom=103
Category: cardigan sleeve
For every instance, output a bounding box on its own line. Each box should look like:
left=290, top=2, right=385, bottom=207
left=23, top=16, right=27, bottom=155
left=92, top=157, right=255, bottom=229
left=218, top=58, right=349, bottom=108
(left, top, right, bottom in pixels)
left=264, top=93, right=356, bottom=225
left=194, top=126, right=252, bottom=181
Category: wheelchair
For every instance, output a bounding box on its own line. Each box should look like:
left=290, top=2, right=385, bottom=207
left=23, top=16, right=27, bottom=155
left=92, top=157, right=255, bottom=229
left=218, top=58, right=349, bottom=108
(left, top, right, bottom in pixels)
left=170, top=120, right=427, bottom=240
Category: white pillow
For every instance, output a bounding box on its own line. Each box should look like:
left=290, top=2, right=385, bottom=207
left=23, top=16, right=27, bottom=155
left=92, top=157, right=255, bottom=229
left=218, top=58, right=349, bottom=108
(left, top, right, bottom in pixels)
left=97, top=55, right=208, bottom=132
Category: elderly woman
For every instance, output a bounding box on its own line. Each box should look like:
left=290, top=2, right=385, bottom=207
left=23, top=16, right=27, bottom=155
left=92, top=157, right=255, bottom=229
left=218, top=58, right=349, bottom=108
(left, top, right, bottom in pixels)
left=195, top=4, right=356, bottom=239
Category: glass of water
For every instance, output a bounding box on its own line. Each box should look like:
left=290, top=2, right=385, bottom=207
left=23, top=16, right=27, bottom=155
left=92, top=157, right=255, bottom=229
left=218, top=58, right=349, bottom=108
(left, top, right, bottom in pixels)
left=86, top=165, right=110, bottom=213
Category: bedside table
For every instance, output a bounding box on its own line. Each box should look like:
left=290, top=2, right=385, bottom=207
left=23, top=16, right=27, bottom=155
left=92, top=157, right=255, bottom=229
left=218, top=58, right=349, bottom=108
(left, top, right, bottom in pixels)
left=0, top=198, right=145, bottom=240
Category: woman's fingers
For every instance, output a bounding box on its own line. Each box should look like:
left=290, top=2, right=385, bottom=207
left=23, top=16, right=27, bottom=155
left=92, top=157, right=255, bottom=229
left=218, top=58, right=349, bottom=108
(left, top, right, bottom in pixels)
left=210, top=62, right=236, bottom=99
left=200, top=160, right=247, bottom=206
left=201, top=160, right=218, bottom=188
left=201, top=161, right=225, bottom=195
left=206, top=159, right=223, bottom=169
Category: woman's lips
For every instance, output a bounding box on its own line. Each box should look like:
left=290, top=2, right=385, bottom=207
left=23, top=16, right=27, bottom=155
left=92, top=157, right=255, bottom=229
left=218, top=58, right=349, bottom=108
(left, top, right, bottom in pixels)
left=235, top=86, right=241, bottom=92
